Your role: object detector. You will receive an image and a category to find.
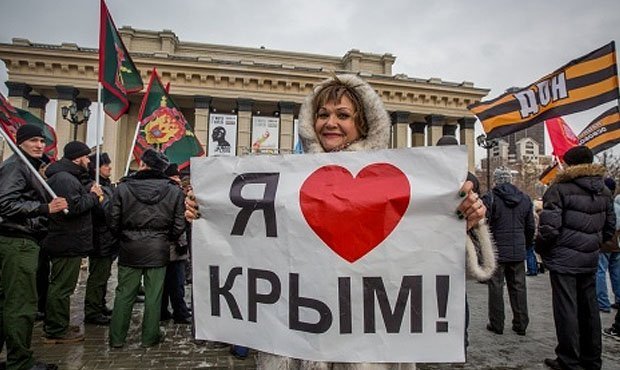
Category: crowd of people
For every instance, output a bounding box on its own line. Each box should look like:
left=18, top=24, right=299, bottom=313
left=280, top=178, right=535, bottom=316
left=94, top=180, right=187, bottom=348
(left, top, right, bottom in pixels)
left=0, top=74, right=617, bottom=370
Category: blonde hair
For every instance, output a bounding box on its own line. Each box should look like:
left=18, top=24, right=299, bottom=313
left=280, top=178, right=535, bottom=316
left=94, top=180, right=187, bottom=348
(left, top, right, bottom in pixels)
left=312, top=77, right=368, bottom=138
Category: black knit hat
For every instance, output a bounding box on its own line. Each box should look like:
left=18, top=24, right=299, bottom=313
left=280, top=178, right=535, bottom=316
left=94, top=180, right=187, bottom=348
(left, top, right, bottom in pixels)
left=436, top=135, right=459, bottom=146
left=164, top=163, right=180, bottom=177
left=63, top=141, right=91, bottom=160
left=140, top=148, right=169, bottom=172
left=563, top=145, right=593, bottom=166
left=16, top=124, right=44, bottom=145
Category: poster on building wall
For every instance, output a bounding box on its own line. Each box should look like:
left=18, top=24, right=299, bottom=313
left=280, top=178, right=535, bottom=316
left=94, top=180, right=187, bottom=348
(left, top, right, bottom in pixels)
left=208, top=114, right=237, bottom=156
left=251, top=116, right=279, bottom=154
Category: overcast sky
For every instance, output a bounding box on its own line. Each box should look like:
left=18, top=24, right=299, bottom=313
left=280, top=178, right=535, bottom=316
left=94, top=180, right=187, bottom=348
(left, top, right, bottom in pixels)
left=0, top=0, right=619, bottom=162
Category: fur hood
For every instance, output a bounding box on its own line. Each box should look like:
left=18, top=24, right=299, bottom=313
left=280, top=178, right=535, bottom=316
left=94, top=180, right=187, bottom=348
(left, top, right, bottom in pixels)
left=553, top=163, right=606, bottom=184
left=298, top=74, right=391, bottom=154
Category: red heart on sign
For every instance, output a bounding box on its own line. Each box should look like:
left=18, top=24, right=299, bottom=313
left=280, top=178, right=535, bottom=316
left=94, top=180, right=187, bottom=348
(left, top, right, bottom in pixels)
left=299, top=163, right=410, bottom=263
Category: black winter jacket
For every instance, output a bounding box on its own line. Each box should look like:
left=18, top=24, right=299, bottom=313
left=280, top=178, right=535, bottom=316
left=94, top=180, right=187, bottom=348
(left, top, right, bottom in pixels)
left=483, top=183, right=535, bottom=263
left=90, top=176, right=118, bottom=257
left=0, top=152, right=50, bottom=241
left=43, top=158, right=98, bottom=257
left=537, top=163, right=615, bottom=274
left=110, top=169, right=185, bottom=268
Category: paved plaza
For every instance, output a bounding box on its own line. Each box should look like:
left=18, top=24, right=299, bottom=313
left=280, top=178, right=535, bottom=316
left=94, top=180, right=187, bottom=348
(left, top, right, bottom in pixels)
left=12, top=263, right=620, bottom=369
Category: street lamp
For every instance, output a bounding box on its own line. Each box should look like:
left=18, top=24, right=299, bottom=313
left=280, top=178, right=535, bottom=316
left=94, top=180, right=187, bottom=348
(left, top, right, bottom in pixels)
left=476, top=134, right=499, bottom=192
left=61, top=101, right=91, bottom=140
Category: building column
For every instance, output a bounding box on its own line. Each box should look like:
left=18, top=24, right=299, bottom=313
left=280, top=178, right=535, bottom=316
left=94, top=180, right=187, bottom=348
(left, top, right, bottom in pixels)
left=194, top=96, right=211, bottom=155
left=103, top=113, right=124, bottom=181
left=425, top=114, right=445, bottom=146
left=2, top=82, right=31, bottom=161
left=458, top=117, right=477, bottom=172
left=55, top=85, right=79, bottom=151
left=410, top=122, right=426, bottom=147
left=27, top=94, right=49, bottom=121
left=279, top=101, right=295, bottom=153
left=236, top=99, right=254, bottom=156
left=391, top=111, right=410, bottom=149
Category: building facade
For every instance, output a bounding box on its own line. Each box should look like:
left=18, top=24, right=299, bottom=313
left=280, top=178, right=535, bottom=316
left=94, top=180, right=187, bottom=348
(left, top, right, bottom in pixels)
left=0, top=27, right=489, bottom=180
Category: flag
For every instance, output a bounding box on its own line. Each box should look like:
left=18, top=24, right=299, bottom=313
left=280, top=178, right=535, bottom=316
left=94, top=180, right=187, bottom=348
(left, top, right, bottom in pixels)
left=539, top=106, right=620, bottom=184
left=133, top=68, right=204, bottom=170
left=0, top=93, right=58, bottom=160
left=577, top=105, right=620, bottom=153
left=99, top=0, right=143, bottom=120
left=470, top=42, right=619, bottom=139
left=545, top=117, right=578, bottom=161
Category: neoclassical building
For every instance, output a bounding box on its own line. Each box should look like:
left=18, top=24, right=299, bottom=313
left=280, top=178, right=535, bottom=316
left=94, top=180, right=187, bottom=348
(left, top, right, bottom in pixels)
left=0, top=27, right=489, bottom=180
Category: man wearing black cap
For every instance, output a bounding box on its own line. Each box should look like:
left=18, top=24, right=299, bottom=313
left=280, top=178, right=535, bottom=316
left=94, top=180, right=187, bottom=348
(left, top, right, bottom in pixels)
left=109, top=149, right=185, bottom=348
left=0, top=124, right=66, bottom=370
left=41, top=141, right=103, bottom=344
left=83, top=152, right=118, bottom=325
left=537, top=145, right=615, bottom=370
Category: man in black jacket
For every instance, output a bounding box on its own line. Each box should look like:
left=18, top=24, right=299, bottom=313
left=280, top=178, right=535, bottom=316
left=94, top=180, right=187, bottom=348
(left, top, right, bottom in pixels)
left=108, top=149, right=185, bottom=348
left=538, top=146, right=615, bottom=370
left=42, top=141, right=102, bottom=344
left=0, top=124, right=66, bottom=370
left=84, top=152, right=118, bottom=325
left=482, top=167, right=535, bottom=336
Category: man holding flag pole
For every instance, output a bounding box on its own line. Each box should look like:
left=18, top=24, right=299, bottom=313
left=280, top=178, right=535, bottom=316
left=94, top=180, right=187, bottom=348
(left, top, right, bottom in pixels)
left=0, top=124, right=67, bottom=370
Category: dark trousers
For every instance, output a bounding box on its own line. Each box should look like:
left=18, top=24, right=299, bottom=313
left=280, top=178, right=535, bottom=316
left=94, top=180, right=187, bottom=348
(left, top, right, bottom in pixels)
left=487, top=261, right=529, bottom=332
left=84, top=256, right=113, bottom=319
left=109, top=265, right=166, bottom=347
left=44, top=256, right=81, bottom=337
left=161, top=260, right=190, bottom=320
left=550, top=271, right=601, bottom=370
left=36, top=248, right=50, bottom=314
left=0, top=235, right=39, bottom=370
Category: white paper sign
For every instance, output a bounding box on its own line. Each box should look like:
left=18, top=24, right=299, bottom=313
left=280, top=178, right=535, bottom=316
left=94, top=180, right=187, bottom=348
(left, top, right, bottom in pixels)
left=191, top=146, right=468, bottom=363
left=251, top=116, right=279, bottom=154
left=208, top=114, right=237, bottom=156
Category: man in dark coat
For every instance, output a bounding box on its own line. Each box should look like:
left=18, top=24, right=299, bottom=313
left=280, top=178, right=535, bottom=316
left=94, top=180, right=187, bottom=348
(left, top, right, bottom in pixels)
left=42, top=141, right=103, bottom=344
left=84, top=152, right=118, bottom=325
left=538, top=146, right=615, bottom=370
left=0, top=125, right=66, bottom=370
left=108, top=149, right=185, bottom=348
left=482, top=167, right=535, bottom=336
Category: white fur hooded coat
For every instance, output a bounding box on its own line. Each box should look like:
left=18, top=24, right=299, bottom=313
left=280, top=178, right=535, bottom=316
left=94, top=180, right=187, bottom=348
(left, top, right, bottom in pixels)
left=257, top=75, right=496, bottom=370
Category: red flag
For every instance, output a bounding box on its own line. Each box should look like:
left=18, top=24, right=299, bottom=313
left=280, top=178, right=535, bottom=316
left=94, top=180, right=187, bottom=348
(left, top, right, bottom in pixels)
left=545, top=117, right=578, bottom=161
left=0, top=93, right=58, bottom=160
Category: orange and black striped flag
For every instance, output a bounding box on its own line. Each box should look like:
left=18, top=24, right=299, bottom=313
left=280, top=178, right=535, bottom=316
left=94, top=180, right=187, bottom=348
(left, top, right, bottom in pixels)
left=539, top=105, right=620, bottom=184
left=469, top=42, right=619, bottom=139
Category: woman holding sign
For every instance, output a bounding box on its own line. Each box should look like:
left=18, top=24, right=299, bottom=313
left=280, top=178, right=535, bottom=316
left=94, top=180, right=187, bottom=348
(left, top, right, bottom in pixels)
left=186, top=75, right=495, bottom=369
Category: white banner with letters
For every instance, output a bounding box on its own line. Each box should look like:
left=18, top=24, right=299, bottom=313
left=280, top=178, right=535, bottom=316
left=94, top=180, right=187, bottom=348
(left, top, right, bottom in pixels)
left=208, top=114, right=237, bottom=157
left=191, top=146, right=468, bottom=363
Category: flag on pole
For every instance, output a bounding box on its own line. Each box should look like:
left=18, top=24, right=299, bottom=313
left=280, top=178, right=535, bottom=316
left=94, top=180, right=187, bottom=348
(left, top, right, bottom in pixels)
left=133, top=68, right=204, bottom=170
left=470, top=42, right=619, bottom=139
left=539, top=106, right=620, bottom=184
left=0, top=93, right=58, bottom=160
left=545, top=117, right=578, bottom=161
left=99, top=0, right=143, bottom=120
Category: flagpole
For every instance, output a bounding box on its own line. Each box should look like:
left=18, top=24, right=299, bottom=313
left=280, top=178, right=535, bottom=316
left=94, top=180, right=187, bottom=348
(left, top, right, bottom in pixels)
left=95, top=82, right=102, bottom=185
left=0, top=126, right=68, bottom=214
left=124, top=120, right=141, bottom=177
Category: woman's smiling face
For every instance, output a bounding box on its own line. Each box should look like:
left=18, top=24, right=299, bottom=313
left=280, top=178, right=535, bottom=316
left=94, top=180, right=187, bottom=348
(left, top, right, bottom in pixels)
left=314, top=95, right=360, bottom=152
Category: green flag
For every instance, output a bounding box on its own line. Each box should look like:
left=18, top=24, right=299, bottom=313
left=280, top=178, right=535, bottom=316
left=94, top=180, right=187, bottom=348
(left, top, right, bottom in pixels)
left=99, top=0, right=143, bottom=120
left=133, top=68, right=204, bottom=170
left=0, top=93, right=58, bottom=160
